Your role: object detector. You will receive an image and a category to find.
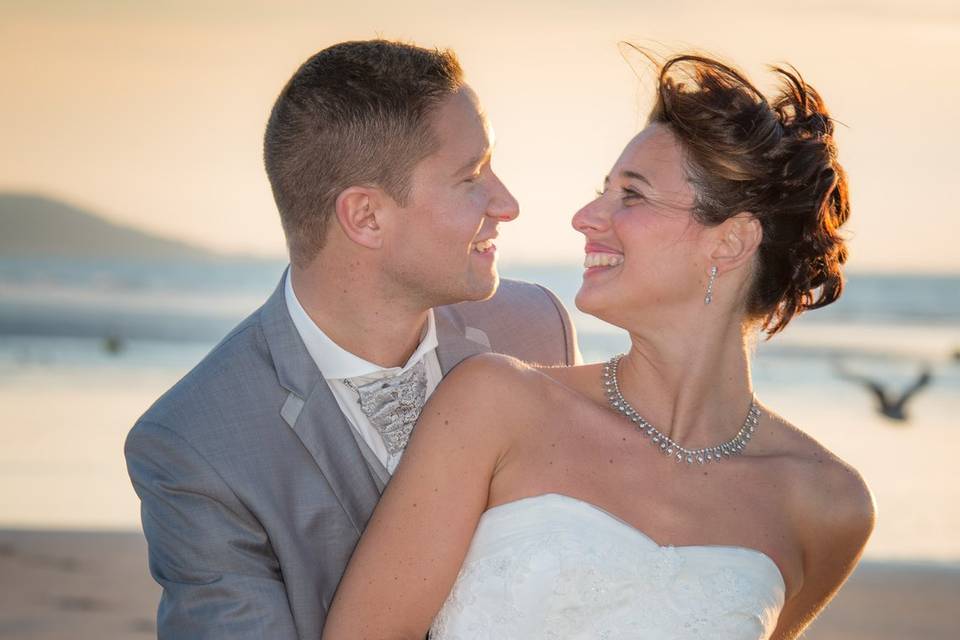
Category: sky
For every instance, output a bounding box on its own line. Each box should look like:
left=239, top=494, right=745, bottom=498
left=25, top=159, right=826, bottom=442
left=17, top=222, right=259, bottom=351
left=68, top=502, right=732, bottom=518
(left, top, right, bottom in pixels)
left=2, top=0, right=958, bottom=271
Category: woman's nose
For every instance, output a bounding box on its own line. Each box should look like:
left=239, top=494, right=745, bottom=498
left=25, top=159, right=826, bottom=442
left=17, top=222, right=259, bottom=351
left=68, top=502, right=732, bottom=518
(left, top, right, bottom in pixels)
left=571, top=196, right=608, bottom=234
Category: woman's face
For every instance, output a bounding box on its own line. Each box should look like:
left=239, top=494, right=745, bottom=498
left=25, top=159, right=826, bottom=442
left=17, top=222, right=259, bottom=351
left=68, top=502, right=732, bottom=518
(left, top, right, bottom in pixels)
left=572, top=124, right=714, bottom=327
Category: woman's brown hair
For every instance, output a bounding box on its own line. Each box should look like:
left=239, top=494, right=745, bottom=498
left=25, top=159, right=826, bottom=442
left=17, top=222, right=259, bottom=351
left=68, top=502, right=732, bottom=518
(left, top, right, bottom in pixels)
left=645, top=53, right=849, bottom=335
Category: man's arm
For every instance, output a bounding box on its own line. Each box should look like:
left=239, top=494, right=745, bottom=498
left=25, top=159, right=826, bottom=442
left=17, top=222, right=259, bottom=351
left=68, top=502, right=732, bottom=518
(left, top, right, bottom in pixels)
left=534, top=283, right=582, bottom=365
left=126, top=420, right=299, bottom=640
left=453, top=279, right=581, bottom=367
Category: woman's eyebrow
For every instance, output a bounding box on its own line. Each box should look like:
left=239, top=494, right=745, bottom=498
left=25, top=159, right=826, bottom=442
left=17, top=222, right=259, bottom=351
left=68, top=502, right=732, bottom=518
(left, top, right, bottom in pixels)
left=620, top=170, right=652, bottom=186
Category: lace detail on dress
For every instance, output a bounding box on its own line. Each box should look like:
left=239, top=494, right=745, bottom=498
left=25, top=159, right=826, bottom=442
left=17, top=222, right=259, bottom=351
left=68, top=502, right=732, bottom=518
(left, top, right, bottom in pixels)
left=429, top=493, right=785, bottom=640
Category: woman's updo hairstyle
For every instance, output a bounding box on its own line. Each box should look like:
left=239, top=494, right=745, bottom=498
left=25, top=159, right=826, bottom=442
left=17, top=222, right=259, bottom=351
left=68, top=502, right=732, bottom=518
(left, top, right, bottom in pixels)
left=645, top=53, right=849, bottom=335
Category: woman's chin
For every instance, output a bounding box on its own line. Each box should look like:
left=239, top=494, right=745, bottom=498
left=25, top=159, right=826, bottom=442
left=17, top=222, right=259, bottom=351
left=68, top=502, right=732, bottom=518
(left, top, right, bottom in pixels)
left=574, top=287, right=605, bottom=318
left=573, top=287, right=589, bottom=312
left=576, top=285, right=638, bottom=332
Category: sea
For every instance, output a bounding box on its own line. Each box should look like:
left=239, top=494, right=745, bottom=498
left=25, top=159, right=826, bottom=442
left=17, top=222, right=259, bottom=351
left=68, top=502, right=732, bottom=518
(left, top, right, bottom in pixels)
left=1, top=257, right=958, bottom=563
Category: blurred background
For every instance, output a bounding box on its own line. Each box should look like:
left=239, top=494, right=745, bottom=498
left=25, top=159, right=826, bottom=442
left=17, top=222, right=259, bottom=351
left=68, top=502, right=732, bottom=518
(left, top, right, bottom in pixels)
left=1, top=1, right=958, bottom=638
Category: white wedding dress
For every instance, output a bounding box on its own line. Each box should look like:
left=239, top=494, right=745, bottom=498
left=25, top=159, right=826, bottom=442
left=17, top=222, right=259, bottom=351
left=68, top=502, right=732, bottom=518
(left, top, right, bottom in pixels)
left=429, top=493, right=785, bottom=640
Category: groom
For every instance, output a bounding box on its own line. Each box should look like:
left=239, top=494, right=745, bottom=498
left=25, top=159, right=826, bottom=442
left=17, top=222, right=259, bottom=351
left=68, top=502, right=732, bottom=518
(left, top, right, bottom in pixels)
left=125, top=39, right=579, bottom=639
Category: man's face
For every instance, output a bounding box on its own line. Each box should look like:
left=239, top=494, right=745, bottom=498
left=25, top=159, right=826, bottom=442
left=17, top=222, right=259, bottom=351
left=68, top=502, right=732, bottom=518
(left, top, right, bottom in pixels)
left=382, top=86, right=519, bottom=308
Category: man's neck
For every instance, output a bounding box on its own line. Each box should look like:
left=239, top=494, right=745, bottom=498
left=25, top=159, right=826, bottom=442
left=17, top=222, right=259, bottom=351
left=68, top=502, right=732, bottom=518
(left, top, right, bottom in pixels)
left=289, top=261, right=430, bottom=369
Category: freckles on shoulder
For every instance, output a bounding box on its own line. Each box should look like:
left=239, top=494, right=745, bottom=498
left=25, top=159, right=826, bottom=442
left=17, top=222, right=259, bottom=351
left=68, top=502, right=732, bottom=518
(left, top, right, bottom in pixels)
left=826, top=460, right=876, bottom=537
left=426, top=353, right=547, bottom=424
left=760, top=412, right=874, bottom=541
left=444, top=353, right=543, bottom=395
left=787, top=440, right=876, bottom=548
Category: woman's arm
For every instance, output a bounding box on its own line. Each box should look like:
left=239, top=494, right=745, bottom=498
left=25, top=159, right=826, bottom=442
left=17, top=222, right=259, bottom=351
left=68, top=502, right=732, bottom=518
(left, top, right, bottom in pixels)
left=322, top=354, right=535, bottom=640
left=771, top=460, right=875, bottom=639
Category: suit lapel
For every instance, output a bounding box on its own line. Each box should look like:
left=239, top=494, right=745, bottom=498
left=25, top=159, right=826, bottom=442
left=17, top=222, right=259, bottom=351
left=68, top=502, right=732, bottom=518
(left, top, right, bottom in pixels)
left=345, top=420, right=390, bottom=492
left=289, top=382, right=382, bottom=532
left=260, top=271, right=381, bottom=534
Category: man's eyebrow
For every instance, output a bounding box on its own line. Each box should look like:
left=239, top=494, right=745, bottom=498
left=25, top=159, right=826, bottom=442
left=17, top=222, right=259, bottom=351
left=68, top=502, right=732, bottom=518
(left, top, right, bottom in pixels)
left=454, top=147, right=492, bottom=176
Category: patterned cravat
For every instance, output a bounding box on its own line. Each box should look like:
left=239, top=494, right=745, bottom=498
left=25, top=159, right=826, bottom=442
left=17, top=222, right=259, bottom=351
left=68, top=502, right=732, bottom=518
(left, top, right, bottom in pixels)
left=343, top=360, right=428, bottom=455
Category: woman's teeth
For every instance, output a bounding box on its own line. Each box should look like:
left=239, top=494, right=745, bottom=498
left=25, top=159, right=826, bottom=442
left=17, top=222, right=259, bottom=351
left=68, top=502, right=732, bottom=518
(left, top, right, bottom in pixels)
left=473, top=239, right=495, bottom=253
left=584, top=252, right=624, bottom=268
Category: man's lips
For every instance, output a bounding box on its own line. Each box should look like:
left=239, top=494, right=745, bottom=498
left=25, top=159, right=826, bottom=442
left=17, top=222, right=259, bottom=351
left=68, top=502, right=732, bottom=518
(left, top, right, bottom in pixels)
left=472, top=237, right=497, bottom=254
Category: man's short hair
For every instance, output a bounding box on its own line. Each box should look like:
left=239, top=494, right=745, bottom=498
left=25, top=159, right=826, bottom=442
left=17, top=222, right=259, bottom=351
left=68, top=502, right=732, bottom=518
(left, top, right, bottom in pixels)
left=263, top=39, right=464, bottom=265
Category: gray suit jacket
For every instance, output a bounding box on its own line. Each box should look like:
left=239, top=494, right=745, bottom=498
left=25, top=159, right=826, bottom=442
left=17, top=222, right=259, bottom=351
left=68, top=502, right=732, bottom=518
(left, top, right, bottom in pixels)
left=125, top=274, right=578, bottom=639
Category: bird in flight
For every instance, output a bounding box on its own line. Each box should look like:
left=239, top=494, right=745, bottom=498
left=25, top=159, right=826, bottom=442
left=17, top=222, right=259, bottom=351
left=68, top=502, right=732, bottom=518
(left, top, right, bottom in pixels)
left=834, top=361, right=932, bottom=423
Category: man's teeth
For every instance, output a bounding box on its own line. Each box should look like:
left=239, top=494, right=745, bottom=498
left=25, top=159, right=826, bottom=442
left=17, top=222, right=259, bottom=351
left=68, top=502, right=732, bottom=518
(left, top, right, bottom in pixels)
left=584, top=252, right=624, bottom=268
left=474, top=239, right=495, bottom=253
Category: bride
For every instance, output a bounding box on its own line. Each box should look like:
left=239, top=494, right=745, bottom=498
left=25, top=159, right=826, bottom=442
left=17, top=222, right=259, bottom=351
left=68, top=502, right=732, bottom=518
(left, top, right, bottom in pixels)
left=321, top=53, right=874, bottom=640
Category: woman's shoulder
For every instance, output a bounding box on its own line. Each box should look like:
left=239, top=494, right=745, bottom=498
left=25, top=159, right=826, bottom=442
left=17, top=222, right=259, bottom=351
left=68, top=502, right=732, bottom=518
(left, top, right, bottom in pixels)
left=412, top=355, right=583, bottom=467
left=431, top=356, right=602, bottom=429
left=429, top=354, right=557, bottom=420
left=765, top=409, right=875, bottom=545
left=442, top=352, right=544, bottom=391
left=444, top=354, right=600, bottom=393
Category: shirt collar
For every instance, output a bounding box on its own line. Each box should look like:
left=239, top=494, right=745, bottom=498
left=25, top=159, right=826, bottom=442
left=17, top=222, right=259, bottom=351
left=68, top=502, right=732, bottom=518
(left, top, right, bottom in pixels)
left=284, top=268, right=438, bottom=381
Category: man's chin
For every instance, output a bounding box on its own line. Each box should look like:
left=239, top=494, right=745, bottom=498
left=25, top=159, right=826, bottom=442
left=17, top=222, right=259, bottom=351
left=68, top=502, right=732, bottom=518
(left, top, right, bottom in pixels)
left=464, top=272, right=499, bottom=302
left=441, top=272, right=499, bottom=306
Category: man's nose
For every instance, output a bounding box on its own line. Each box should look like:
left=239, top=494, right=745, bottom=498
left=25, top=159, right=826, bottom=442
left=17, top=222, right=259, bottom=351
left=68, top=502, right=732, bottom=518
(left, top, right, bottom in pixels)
left=487, top=172, right=520, bottom=221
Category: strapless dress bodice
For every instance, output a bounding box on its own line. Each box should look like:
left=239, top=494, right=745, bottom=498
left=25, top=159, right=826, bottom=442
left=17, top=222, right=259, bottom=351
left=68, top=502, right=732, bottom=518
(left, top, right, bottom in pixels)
left=429, top=493, right=785, bottom=639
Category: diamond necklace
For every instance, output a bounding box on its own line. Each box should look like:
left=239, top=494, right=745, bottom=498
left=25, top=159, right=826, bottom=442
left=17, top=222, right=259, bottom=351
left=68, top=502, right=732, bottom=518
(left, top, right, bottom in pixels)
left=603, top=354, right=760, bottom=465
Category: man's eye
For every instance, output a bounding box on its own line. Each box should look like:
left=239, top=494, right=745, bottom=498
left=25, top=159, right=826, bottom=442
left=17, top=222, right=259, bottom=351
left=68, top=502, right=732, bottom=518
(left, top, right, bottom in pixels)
left=622, top=188, right=645, bottom=202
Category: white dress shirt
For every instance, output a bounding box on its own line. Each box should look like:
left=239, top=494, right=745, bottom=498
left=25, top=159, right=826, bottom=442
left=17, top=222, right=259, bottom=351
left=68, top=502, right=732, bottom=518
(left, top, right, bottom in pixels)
left=284, top=270, right=442, bottom=474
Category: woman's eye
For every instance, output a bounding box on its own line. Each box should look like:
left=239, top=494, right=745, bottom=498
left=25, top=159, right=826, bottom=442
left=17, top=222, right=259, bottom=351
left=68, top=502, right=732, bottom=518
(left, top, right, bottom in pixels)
left=597, top=184, right=644, bottom=202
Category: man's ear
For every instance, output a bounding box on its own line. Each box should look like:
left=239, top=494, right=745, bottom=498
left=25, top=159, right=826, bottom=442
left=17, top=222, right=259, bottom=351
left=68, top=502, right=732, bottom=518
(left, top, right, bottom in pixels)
left=709, top=213, right=762, bottom=272
left=333, top=186, right=386, bottom=249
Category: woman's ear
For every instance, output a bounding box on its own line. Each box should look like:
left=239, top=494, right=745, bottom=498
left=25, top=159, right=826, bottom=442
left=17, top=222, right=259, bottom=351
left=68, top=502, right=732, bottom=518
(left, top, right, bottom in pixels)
left=333, top=186, right=386, bottom=249
left=710, top=212, right=762, bottom=272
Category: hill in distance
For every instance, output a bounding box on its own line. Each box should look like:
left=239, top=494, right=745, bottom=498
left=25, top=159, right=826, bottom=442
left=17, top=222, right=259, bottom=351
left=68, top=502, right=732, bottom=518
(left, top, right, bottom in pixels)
left=0, top=192, right=238, bottom=262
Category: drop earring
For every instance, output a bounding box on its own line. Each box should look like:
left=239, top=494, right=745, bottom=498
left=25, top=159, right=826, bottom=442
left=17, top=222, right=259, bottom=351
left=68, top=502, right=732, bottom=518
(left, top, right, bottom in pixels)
left=704, top=266, right=718, bottom=305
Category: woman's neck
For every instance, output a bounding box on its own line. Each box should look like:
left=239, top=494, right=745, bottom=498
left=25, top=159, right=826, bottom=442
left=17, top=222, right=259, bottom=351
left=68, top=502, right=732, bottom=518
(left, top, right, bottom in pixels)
left=616, top=315, right=755, bottom=449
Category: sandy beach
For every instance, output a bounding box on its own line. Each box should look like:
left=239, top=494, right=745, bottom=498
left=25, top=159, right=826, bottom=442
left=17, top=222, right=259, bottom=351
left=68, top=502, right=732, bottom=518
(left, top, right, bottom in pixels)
left=1, top=528, right=957, bottom=639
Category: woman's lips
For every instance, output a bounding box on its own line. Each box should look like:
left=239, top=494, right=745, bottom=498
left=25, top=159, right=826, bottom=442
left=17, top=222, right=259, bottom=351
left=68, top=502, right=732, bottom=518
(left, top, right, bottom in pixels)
left=583, top=242, right=624, bottom=269
left=584, top=252, right=624, bottom=268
